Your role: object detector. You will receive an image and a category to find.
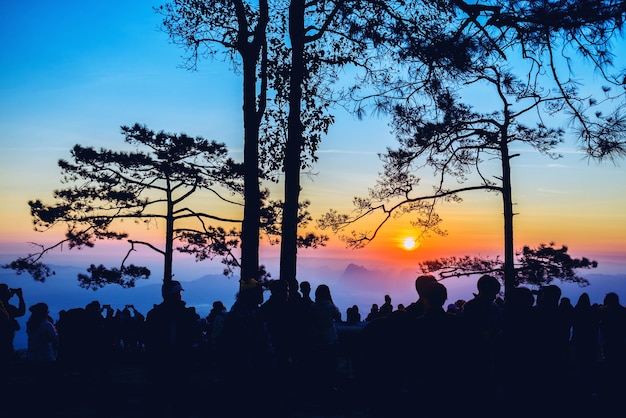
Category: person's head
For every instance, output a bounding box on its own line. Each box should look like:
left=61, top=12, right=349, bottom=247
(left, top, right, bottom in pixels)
left=212, top=300, right=226, bottom=311
left=538, top=285, right=561, bottom=307
left=161, top=280, right=184, bottom=301
left=415, top=275, right=438, bottom=298
left=268, top=280, right=290, bottom=301
left=238, top=279, right=264, bottom=307
left=422, top=282, right=448, bottom=310
left=371, top=303, right=379, bottom=312
left=315, top=284, right=333, bottom=303
left=28, top=302, right=50, bottom=322
left=477, top=275, right=501, bottom=299
left=300, top=281, right=311, bottom=296
left=86, top=300, right=101, bottom=313
left=384, top=294, right=391, bottom=303
left=575, top=292, right=591, bottom=309
left=604, top=292, right=620, bottom=307
left=447, top=303, right=461, bottom=314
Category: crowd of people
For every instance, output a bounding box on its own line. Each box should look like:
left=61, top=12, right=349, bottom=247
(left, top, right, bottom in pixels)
left=1, top=276, right=626, bottom=417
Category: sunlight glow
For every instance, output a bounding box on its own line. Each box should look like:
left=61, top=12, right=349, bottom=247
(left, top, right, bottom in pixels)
left=402, top=237, right=417, bottom=250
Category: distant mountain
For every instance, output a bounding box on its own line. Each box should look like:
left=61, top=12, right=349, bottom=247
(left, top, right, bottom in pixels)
left=341, top=263, right=384, bottom=282
left=559, top=273, right=626, bottom=304
left=0, top=265, right=239, bottom=318
left=335, top=263, right=419, bottom=305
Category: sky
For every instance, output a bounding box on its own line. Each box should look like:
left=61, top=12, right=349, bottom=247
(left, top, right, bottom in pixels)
left=1, top=1, right=625, bottom=311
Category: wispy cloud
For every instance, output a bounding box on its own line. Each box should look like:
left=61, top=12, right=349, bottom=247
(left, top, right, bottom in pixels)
left=318, top=149, right=379, bottom=155
left=537, top=187, right=574, bottom=194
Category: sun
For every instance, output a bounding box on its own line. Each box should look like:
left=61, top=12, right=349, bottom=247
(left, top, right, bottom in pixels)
left=402, top=237, right=417, bottom=250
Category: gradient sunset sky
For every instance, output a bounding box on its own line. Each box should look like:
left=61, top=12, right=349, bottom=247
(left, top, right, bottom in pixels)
left=1, top=0, right=625, bottom=289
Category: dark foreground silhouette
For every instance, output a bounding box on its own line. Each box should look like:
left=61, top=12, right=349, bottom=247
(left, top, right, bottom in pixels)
left=1, top=277, right=625, bottom=418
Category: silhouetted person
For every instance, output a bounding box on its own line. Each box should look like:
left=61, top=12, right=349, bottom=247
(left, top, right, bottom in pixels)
left=357, top=275, right=442, bottom=415
left=0, top=284, right=25, bottom=369
left=559, top=296, right=575, bottom=342
left=304, top=284, right=342, bottom=402
left=299, top=280, right=313, bottom=306
left=365, top=303, right=379, bottom=321
left=118, top=304, right=144, bottom=355
left=560, top=296, right=574, bottom=310
left=405, top=274, right=438, bottom=318
left=55, top=306, right=86, bottom=380
left=406, top=281, right=467, bottom=417
left=100, top=304, right=117, bottom=360
left=572, top=292, right=599, bottom=396
left=83, top=300, right=107, bottom=382
left=500, top=286, right=536, bottom=417
left=532, top=285, right=571, bottom=414
left=461, top=274, right=503, bottom=411
left=260, top=279, right=295, bottom=377
left=25, top=302, right=58, bottom=414
left=206, top=300, right=227, bottom=355
left=357, top=308, right=411, bottom=415
left=346, top=305, right=361, bottom=324
left=379, top=294, right=393, bottom=317
left=289, top=279, right=303, bottom=305
left=144, top=280, right=200, bottom=417
left=447, top=302, right=462, bottom=314
left=289, top=280, right=313, bottom=366
left=598, top=292, right=626, bottom=401
left=26, top=302, right=58, bottom=363
left=55, top=300, right=107, bottom=388
left=219, top=279, right=272, bottom=415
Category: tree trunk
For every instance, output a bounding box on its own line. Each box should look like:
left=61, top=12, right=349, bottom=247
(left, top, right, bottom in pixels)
left=240, top=49, right=262, bottom=285
left=280, top=0, right=306, bottom=291
left=164, top=178, right=174, bottom=284
left=235, top=0, right=268, bottom=288
left=500, top=125, right=515, bottom=297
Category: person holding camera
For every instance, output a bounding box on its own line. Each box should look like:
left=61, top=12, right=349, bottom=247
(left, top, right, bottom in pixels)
left=0, top=283, right=26, bottom=367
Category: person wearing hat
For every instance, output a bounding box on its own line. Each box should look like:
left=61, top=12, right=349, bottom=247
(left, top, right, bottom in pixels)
left=26, top=302, right=58, bottom=363
left=144, top=279, right=200, bottom=414
left=145, top=280, right=199, bottom=358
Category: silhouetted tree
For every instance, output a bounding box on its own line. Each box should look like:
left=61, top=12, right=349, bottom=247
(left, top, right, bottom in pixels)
left=419, top=242, right=598, bottom=290
left=274, top=0, right=347, bottom=288
left=4, top=124, right=243, bottom=289
left=263, top=0, right=459, bottom=290
left=158, top=1, right=332, bottom=293
left=319, top=2, right=625, bottom=295
left=158, top=0, right=270, bottom=288
left=453, top=0, right=626, bottom=160
left=319, top=64, right=565, bottom=294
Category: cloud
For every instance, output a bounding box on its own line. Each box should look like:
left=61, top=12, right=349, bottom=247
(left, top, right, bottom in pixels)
left=317, top=149, right=378, bottom=155
left=536, top=187, right=572, bottom=194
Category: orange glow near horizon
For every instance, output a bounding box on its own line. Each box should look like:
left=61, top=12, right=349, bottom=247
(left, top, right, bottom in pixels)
left=0, top=180, right=623, bottom=278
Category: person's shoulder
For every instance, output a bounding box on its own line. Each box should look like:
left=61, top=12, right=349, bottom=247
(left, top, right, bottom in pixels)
left=406, top=300, right=422, bottom=311
left=461, top=296, right=479, bottom=309
left=146, top=303, right=165, bottom=318
left=46, top=320, right=58, bottom=332
left=182, top=306, right=198, bottom=319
